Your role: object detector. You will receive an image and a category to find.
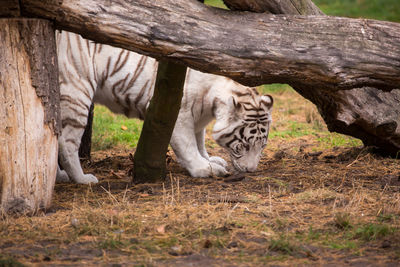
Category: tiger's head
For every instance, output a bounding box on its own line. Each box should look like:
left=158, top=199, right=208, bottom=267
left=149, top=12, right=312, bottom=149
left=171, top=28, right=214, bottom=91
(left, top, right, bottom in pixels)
left=212, top=89, right=273, bottom=173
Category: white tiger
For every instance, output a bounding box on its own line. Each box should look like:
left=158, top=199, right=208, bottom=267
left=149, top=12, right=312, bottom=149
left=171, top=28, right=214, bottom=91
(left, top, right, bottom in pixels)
left=56, top=31, right=273, bottom=184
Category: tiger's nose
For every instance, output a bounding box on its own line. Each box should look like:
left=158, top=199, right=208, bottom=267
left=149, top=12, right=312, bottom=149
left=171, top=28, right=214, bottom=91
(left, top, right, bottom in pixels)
left=246, top=166, right=257, bottom=172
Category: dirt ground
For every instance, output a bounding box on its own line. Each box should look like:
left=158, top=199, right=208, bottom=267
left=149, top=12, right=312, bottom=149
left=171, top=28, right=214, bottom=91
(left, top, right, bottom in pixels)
left=1, top=139, right=399, bottom=266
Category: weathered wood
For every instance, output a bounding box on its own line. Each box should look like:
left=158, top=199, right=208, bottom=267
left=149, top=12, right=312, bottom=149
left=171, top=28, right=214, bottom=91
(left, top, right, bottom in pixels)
left=0, top=19, right=59, bottom=214
left=19, top=0, right=400, bottom=91
left=0, top=0, right=21, bottom=17
left=133, top=60, right=187, bottom=183
left=223, top=0, right=400, bottom=156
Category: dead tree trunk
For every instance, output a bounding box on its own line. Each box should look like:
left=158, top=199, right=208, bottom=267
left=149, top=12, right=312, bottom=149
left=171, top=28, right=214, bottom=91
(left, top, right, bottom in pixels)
left=133, top=60, right=187, bottom=183
left=0, top=18, right=60, bottom=214
left=223, top=0, right=400, bottom=156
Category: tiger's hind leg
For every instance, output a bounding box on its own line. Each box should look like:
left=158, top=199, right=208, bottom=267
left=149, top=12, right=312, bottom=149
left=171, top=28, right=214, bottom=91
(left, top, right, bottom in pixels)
left=56, top=165, right=70, bottom=183
left=58, top=121, right=98, bottom=184
left=57, top=86, right=98, bottom=184
left=56, top=31, right=99, bottom=184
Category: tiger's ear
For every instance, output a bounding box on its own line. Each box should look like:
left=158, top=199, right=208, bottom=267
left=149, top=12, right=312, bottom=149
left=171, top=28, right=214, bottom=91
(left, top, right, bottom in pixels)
left=261, top=94, right=273, bottom=109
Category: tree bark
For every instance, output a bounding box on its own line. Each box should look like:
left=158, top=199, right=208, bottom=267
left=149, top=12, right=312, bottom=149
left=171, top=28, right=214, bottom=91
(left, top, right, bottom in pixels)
left=0, top=0, right=21, bottom=17
left=79, top=103, right=94, bottom=160
left=133, top=60, right=187, bottom=183
left=0, top=18, right=60, bottom=214
left=223, top=0, right=400, bottom=156
left=19, top=0, right=400, bottom=91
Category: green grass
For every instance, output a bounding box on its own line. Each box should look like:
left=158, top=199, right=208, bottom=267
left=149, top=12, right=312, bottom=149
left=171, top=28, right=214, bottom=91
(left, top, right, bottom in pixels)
left=314, top=0, right=400, bottom=22
left=334, top=213, right=353, bottom=230
left=206, top=0, right=400, bottom=22
left=293, top=221, right=396, bottom=253
left=260, top=84, right=293, bottom=94
left=377, top=213, right=398, bottom=223
left=204, top=0, right=227, bottom=9
left=270, top=120, right=362, bottom=148
left=0, top=255, right=25, bottom=267
left=269, top=235, right=300, bottom=256
left=270, top=121, right=314, bottom=139
left=317, top=133, right=363, bottom=149
left=353, top=223, right=395, bottom=241
left=92, top=105, right=143, bottom=151
left=98, top=235, right=124, bottom=250
left=326, top=240, right=358, bottom=250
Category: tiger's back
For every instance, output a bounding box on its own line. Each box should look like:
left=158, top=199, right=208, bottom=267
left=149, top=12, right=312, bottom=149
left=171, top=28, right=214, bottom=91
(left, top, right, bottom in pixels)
left=58, top=32, right=158, bottom=120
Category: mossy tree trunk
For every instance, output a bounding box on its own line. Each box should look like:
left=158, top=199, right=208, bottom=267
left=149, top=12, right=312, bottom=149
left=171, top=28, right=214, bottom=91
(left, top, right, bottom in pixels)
left=133, top=60, right=187, bottom=183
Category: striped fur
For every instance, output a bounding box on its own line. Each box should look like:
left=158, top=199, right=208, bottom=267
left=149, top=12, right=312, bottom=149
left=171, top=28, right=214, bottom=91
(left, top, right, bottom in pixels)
left=57, top=31, right=273, bottom=184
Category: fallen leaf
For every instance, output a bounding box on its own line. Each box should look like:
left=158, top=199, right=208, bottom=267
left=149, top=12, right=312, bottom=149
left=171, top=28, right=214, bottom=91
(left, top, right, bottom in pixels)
left=156, top=224, right=167, bottom=234
left=81, top=235, right=97, bottom=242
left=121, top=125, right=128, bottom=130
left=111, top=170, right=124, bottom=179
left=260, top=231, right=273, bottom=237
left=71, top=218, right=79, bottom=228
left=107, top=209, right=118, bottom=216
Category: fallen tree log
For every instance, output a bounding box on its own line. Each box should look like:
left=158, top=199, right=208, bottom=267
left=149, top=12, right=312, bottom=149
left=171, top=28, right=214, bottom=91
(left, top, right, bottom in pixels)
left=223, top=0, right=400, bottom=156
left=19, top=0, right=400, bottom=91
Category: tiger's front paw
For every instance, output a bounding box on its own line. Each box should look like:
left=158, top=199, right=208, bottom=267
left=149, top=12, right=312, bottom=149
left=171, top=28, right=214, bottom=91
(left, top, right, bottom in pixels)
left=188, top=162, right=229, bottom=178
left=209, top=156, right=228, bottom=168
left=209, top=162, right=229, bottom=177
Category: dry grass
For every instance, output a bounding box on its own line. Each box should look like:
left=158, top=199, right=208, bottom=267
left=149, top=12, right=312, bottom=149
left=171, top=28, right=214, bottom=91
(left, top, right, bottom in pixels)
left=1, top=89, right=399, bottom=266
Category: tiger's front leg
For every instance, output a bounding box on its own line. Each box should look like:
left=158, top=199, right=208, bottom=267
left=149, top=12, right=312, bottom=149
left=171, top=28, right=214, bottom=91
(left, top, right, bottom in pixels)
left=171, top=119, right=229, bottom=177
left=195, top=129, right=228, bottom=169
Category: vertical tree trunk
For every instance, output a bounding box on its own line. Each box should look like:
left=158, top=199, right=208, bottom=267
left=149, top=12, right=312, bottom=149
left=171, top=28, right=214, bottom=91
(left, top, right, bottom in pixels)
left=79, top=102, right=94, bottom=160
left=0, top=18, right=60, bottom=214
left=133, top=60, right=187, bottom=183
